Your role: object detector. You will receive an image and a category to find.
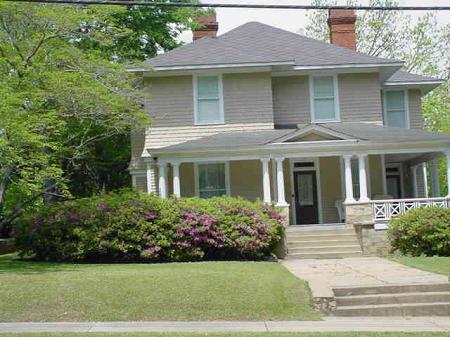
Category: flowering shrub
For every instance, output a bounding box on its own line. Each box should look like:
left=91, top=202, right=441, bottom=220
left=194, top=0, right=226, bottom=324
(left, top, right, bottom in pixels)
left=387, top=207, right=450, bottom=256
left=14, top=190, right=285, bottom=262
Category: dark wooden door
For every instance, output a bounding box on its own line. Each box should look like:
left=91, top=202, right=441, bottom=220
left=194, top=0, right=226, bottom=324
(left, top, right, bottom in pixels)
left=294, top=170, right=319, bottom=225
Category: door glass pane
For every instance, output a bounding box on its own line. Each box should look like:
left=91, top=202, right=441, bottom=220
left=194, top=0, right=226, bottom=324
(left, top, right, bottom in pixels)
left=198, top=76, right=219, bottom=99
left=387, top=176, right=401, bottom=199
left=314, top=98, right=335, bottom=120
left=313, top=76, right=334, bottom=97
left=198, top=163, right=226, bottom=198
left=298, top=174, right=314, bottom=206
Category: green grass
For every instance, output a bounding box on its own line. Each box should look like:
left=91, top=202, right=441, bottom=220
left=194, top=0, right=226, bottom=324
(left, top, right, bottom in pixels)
left=1, top=333, right=449, bottom=337
left=0, top=254, right=319, bottom=322
left=390, top=256, right=450, bottom=276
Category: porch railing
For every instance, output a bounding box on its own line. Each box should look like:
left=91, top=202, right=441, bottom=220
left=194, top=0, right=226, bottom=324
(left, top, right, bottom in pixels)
left=371, top=197, right=450, bottom=225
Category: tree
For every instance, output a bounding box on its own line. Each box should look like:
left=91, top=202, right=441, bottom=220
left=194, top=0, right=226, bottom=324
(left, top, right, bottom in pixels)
left=0, top=1, right=206, bottom=233
left=305, top=0, right=450, bottom=194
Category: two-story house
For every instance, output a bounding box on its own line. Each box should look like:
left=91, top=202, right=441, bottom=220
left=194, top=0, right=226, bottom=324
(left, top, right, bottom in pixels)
left=129, top=10, right=450, bottom=257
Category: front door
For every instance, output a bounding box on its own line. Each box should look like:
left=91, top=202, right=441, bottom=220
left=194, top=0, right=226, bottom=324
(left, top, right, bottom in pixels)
left=293, top=170, right=319, bottom=225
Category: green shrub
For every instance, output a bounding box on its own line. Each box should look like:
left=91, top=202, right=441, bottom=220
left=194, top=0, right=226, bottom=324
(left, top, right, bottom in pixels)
left=387, top=207, right=450, bottom=256
left=13, top=189, right=284, bottom=262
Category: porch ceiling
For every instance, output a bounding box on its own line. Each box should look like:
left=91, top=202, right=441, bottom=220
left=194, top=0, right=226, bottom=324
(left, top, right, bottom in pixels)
left=150, top=122, right=450, bottom=159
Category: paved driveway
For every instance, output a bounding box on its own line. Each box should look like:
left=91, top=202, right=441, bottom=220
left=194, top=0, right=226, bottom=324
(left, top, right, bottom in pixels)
left=282, top=257, right=448, bottom=298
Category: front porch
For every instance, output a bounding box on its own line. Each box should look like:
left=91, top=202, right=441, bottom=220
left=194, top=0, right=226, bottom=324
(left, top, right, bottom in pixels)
left=141, top=123, right=450, bottom=228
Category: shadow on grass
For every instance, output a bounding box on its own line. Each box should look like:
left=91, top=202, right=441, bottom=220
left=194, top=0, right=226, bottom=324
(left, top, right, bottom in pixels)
left=0, top=253, right=79, bottom=274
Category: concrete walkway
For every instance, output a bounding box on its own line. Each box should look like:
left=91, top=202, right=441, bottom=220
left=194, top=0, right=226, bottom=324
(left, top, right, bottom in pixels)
left=1, top=318, right=450, bottom=333
left=282, top=257, right=448, bottom=298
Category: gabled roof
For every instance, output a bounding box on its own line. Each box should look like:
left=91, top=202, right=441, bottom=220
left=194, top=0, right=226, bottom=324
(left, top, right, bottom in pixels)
left=153, top=123, right=450, bottom=154
left=145, top=22, right=401, bottom=69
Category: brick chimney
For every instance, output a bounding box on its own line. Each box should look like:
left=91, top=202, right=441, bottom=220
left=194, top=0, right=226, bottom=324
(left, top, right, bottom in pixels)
left=327, top=9, right=357, bottom=50
left=193, top=14, right=219, bottom=41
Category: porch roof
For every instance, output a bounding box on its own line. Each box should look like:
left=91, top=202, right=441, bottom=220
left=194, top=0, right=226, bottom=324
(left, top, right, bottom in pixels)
left=151, top=123, right=450, bottom=156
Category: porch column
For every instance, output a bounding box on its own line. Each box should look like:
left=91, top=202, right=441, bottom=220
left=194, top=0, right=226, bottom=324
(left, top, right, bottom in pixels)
left=358, top=154, right=370, bottom=202
left=430, top=159, right=440, bottom=197
left=157, top=162, right=168, bottom=198
left=260, top=158, right=271, bottom=203
left=446, top=151, right=450, bottom=198
left=411, top=165, right=418, bottom=198
left=380, top=154, right=387, bottom=195
left=275, top=157, right=288, bottom=206
left=146, top=161, right=154, bottom=194
left=422, top=163, right=429, bottom=197
left=172, top=162, right=181, bottom=198
left=343, top=155, right=355, bottom=203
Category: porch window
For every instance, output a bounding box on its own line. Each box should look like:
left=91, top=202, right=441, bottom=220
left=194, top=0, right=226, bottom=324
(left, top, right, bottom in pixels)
left=196, top=162, right=229, bottom=198
left=194, top=75, right=224, bottom=125
left=383, top=90, right=408, bottom=128
left=310, top=75, right=340, bottom=122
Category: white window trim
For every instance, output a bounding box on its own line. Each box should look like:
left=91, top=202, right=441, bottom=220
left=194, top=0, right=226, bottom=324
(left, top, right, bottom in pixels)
left=309, top=74, right=341, bottom=123
left=193, top=74, right=225, bottom=126
left=194, top=161, right=230, bottom=197
left=383, top=89, right=410, bottom=129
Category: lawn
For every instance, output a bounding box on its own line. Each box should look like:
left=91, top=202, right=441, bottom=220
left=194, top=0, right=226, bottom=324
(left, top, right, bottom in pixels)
left=390, top=256, right=450, bottom=276
left=1, top=333, right=450, bottom=337
left=0, top=254, right=319, bottom=322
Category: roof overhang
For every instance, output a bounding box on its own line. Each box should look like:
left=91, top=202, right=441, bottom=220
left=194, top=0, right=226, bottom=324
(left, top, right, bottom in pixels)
left=382, top=80, right=445, bottom=94
left=151, top=138, right=450, bottom=162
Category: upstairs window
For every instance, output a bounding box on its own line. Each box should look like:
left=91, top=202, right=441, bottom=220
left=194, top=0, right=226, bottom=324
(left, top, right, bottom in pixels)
left=310, top=75, right=340, bottom=123
left=196, top=162, right=229, bottom=198
left=194, top=75, right=224, bottom=125
left=383, top=90, right=409, bottom=128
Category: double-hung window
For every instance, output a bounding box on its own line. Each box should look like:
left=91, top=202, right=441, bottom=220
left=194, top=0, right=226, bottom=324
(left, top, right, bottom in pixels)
left=194, top=75, right=224, bottom=125
left=310, top=75, right=340, bottom=123
left=196, top=162, right=229, bottom=198
left=383, top=90, right=408, bottom=128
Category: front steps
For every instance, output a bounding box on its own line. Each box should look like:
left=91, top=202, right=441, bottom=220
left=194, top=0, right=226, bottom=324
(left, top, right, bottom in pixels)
left=333, top=283, right=450, bottom=316
left=285, top=226, right=362, bottom=259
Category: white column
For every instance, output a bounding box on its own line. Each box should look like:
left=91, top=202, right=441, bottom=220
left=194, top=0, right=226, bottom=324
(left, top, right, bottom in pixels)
left=261, top=158, right=271, bottom=203
left=146, top=161, right=154, bottom=194
left=411, top=165, right=418, bottom=198
left=275, top=157, right=288, bottom=206
left=172, top=162, right=181, bottom=198
left=422, top=163, right=429, bottom=198
left=380, top=154, right=387, bottom=195
left=358, top=154, right=370, bottom=202
left=157, top=162, right=167, bottom=198
left=343, top=155, right=355, bottom=203
left=430, top=159, right=440, bottom=197
left=446, top=151, right=450, bottom=198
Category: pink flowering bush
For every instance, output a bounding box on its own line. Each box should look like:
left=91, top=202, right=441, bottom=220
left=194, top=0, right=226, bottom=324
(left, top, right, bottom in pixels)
left=14, top=190, right=285, bottom=262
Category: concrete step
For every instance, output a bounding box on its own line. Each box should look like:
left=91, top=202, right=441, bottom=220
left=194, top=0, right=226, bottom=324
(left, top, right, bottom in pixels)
left=333, top=283, right=450, bottom=297
left=287, top=239, right=360, bottom=248
left=333, top=302, right=450, bottom=317
left=286, top=233, right=359, bottom=241
left=289, top=245, right=362, bottom=254
left=286, top=251, right=362, bottom=259
left=286, top=228, right=356, bottom=236
left=336, top=291, right=450, bottom=306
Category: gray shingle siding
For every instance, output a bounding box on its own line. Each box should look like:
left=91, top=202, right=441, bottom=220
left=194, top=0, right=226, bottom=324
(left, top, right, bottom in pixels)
left=272, top=76, right=310, bottom=125
left=408, top=89, right=424, bottom=129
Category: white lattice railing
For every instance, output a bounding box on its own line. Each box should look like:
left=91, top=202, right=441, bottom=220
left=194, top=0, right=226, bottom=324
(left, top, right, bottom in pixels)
left=371, top=197, right=450, bottom=223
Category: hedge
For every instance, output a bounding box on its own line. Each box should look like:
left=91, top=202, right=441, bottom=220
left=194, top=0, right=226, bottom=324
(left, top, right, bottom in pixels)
left=387, top=206, right=450, bottom=256
left=13, top=190, right=285, bottom=262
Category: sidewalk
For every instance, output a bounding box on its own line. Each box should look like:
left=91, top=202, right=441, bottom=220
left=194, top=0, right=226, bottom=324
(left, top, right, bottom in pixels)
left=1, top=317, right=450, bottom=333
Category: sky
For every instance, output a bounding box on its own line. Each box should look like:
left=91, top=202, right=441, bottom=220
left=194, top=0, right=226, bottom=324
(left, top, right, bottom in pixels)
left=179, top=0, right=450, bottom=43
